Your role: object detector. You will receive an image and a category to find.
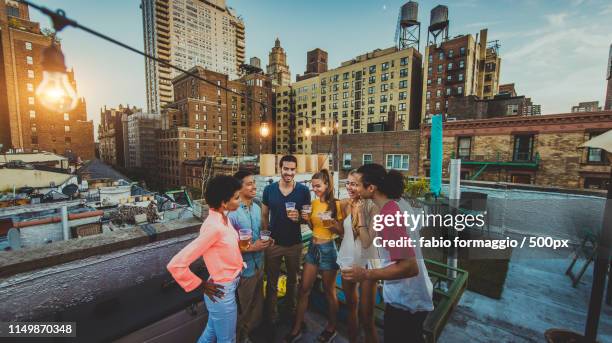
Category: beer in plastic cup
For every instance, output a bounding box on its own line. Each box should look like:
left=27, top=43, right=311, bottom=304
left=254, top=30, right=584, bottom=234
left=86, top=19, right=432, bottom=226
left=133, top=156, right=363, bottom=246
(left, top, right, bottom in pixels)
left=260, top=230, right=271, bottom=241
left=239, top=229, right=252, bottom=250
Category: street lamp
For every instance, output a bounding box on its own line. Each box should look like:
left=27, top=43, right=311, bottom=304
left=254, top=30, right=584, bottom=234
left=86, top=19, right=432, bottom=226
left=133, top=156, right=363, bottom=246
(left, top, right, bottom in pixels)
left=35, top=42, right=78, bottom=112
left=259, top=122, right=270, bottom=138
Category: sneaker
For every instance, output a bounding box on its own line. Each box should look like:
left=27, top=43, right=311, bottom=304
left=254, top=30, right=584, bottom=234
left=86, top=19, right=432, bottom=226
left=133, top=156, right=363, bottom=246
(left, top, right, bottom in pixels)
left=317, top=329, right=337, bottom=343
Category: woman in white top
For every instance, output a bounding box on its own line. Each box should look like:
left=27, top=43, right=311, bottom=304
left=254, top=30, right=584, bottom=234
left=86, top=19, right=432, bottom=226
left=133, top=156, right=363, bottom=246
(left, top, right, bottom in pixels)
left=338, top=170, right=381, bottom=343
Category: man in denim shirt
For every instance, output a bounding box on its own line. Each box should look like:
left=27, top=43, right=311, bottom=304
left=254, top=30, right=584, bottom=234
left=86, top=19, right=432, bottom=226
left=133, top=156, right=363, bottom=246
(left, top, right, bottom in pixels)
left=229, top=170, right=272, bottom=343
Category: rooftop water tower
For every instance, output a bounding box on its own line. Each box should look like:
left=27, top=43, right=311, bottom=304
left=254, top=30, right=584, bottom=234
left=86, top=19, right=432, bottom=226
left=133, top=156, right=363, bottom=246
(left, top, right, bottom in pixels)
left=427, top=5, right=449, bottom=45
left=395, top=1, right=420, bottom=51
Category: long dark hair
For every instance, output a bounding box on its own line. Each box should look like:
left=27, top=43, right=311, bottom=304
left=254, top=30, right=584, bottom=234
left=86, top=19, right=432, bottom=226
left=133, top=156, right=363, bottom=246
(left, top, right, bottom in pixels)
left=312, top=169, right=337, bottom=219
left=356, top=163, right=404, bottom=199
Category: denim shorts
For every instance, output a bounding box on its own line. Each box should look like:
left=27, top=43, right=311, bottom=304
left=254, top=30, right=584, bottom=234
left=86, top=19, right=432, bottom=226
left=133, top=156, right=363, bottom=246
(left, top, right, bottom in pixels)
left=304, top=240, right=339, bottom=271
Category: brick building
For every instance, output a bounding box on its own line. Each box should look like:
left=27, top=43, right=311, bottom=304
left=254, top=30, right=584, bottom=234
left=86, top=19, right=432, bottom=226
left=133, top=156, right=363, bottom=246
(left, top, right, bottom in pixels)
left=158, top=67, right=274, bottom=188
left=448, top=93, right=535, bottom=120
left=126, top=112, right=160, bottom=171
left=0, top=1, right=95, bottom=160
left=571, top=101, right=602, bottom=113
left=422, top=28, right=499, bottom=119
left=98, top=105, right=139, bottom=167
left=311, top=130, right=421, bottom=178
left=419, top=111, right=612, bottom=189
left=296, top=48, right=328, bottom=82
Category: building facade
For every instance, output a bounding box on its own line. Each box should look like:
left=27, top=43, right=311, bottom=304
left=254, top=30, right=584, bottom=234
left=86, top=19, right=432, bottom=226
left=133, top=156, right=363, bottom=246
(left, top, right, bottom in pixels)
left=606, top=44, right=611, bottom=111
left=126, top=112, right=161, bottom=171
left=482, top=45, right=501, bottom=99
left=275, top=46, right=423, bottom=154
left=311, top=130, right=421, bottom=179
left=421, top=29, right=499, bottom=120
left=266, top=38, right=291, bottom=86
left=419, top=111, right=612, bottom=190
left=98, top=105, right=139, bottom=167
left=0, top=1, right=95, bottom=160
left=448, top=94, right=535, bottom=120
left=141, top=0, right=245, bottom=113
left=296, top=48, right=328, bottom=82
left=571, top=101, right=602, bottom=113
left=158, top=67, right=273, bottom=188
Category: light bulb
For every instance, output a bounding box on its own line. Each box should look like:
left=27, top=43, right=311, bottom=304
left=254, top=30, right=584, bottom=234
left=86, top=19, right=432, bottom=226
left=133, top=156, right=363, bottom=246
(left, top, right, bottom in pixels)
left=322, top=127, right=328, bottom=134
left=259, top=122, right=270, bottom=137
left=36, top=71, right=79, bottom=113
left=304, top=128, right=311, bottom=137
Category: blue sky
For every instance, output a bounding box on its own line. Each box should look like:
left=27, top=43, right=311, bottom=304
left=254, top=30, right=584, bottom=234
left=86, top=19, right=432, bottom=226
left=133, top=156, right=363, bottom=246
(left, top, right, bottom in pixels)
left=31, top=0, right=612, bottom=131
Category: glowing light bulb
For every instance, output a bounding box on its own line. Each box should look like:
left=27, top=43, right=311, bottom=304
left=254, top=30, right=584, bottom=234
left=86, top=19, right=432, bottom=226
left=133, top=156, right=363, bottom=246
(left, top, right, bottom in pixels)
left=36, top=43, right=78, bottom=113
left=36, top=71, right=78, bottom=113
left=322, top=127, right=328, bottom=134
left=304, top=128, right=311, bottom=137
left=259, top=122, right=270, bottom=138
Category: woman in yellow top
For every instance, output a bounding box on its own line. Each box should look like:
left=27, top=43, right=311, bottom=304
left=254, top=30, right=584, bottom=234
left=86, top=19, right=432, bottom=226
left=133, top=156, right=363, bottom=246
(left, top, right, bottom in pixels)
left=284, top=169, right=344, bottom=343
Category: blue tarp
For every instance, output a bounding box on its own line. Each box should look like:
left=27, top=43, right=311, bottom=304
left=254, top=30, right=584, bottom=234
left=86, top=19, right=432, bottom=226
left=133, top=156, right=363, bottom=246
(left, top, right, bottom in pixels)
left=430, top=114, right=443, bottom=197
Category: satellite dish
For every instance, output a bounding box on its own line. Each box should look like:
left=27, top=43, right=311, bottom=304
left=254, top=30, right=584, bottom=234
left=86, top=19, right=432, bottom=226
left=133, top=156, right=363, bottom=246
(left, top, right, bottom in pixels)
left=7, top=228, right=21, bottom=250
left=62, top=184, right=79, bottom=197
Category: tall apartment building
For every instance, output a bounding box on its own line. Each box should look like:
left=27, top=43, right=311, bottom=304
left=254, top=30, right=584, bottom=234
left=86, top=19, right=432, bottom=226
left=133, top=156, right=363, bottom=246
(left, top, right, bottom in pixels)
left=0, top=1, right=95, bottom=160
left=98, top=105, right=139, bottom=167
left=275, top=46, right=423, bottom=154
left=606, top=44, right=612, bottom=110
left=141, top=0, right=245, bottom=113
left=421, top=29, right=499, bottom=119
left=158, top=67, right=273, bottom=188
left=482, top=45, right=501, bottom=99
left=266, top=38, right=291, bottom=86
left=126, top=112, right=160, bottom=171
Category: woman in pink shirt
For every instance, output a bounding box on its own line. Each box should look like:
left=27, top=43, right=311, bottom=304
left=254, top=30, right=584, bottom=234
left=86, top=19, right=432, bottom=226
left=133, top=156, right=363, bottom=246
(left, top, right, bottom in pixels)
left=167, top=175, right=245, bottom=343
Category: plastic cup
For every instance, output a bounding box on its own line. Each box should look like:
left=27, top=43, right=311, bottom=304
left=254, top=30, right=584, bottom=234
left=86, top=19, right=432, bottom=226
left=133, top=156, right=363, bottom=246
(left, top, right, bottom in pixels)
left=302, top=205, right=312, bottom=214
left=318, top=211, right=333, bottom=227
left=239, top=229, right=252, bottom=249
left=260, top=230, right=271, bottom=241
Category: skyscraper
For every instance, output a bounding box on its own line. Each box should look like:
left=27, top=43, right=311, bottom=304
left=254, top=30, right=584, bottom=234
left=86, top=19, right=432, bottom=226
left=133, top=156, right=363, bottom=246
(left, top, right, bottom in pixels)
left=0, top=1, right=95, bottom=160
left=141, top=0, right=245, bottom=113
left=266, top=38, right=291, bottom=86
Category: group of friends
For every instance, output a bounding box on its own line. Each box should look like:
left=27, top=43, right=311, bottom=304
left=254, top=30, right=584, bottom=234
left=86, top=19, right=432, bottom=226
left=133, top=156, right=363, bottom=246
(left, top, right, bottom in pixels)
left=167, top=155, right=434, bottom=343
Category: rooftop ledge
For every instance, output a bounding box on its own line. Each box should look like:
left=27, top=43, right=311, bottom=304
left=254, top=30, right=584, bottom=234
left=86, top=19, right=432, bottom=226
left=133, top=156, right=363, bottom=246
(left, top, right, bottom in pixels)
left=0, top=217, right=203, bottom=280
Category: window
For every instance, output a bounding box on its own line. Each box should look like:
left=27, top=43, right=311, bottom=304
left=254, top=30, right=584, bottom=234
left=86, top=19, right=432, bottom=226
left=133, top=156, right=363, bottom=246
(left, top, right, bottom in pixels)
left=380, top=105, right=387, bottom=113
left=584, top=177, right=609, bottom=189
left=437, top=77, right=442, bottom=85
left=381, top=62, right=389, bottom=70
left=386, top=154, right=409, bottom=170
left=28, top=97, right=34, bottom=105
left=368, top=96, right=375, bottom=104
left=343, top=153, right=352, bottom=169
left=27, top=70, right=34, bottom=78
left=400, top=57, right=408, bottom=66
left=446, top=88, right=451, bottom=96
left=511, top=174, right=532, bottom=184
left=438, top=52, right=444, bottom=60
left=437, top=64, right=443, bottom=72
left=64, top=125, right=70, bottom=133
left=399, top=91, right=407, bottom=100
left=426, top=103, right=431, bottom=111
left=460, top=47, right=466, bottom=55
left=368, top=107, right=375, bottom=115
left=447, top=75, right=452, bottom=81
left=428, top=55, right=433, bottom=63
left=448, top=49, right=454, bottom=58
left=380, top=95, right=388, bottom=103
left=363, top=154, right=373, bottom=165
left=29, top=110, right=35, bottom=119
left=457, top=86, right=463, bottom=94
left=587, top=132, right=607, bottom=163
left=368, top=86, right=375, bottom=94
left=447, top=63, right=453, bottom=70
left=381, top=73, right=389, bottom=81
left=63, top=113, right=69, bottom=121
left=398, top=103, right=406, bottom=111
left=435, top=102, right=440, bottom=110
left=26, top=83, right=33, bottom=92
left=458, top=73, right=464, bottom=81
left=25, top=42, right=32, bottom=50
left=513, top=134, right=534, bottom=161
left=459, top=60, right=465, bottom=69
left=507, top=104, right=519, bottom=115
left=369, top=65, right=376, bottom=74
left=369, top=76, right=376, bottom=84
left=399, top=80, right=407, bottom=89
left=426, top=91, right=431, bottom=99
left=427, top=66, right=432, bottom=75
left=436, top=89, right=441, bottom=97
left=427, top=79, right=432, bottom=85
left=457, top=137, right=471, bottom=159
left=26, top=56, right=33, bottom=64
left=380, top=83, right=388, bottom=92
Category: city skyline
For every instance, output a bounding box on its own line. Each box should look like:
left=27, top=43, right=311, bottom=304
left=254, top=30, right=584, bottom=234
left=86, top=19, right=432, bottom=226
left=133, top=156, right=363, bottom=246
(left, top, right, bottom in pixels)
left=30, top=0, right=612, bottom=136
